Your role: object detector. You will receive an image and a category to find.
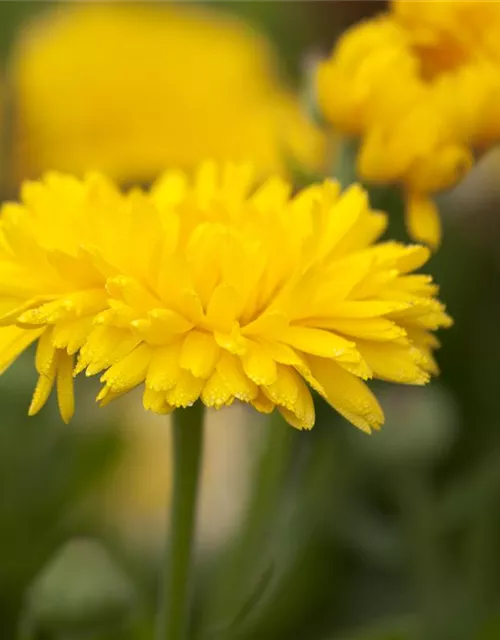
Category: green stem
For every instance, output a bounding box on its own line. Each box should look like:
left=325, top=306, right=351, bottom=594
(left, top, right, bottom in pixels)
left=334, top=136, right=359, bottom=189
left=157, top=403, right=204, bottom=640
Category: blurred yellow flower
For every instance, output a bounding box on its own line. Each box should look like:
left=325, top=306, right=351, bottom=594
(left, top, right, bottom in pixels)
left=11, top=3, right=325, bottom=184
left=393, top=0, right=500, bottom=70
left=317, top=0, right=500, bottom=248
left=0, top=161, right=450, bottom=431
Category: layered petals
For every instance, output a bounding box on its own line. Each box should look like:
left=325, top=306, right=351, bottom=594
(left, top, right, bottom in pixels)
left=0, top=162, right=451, bottom=431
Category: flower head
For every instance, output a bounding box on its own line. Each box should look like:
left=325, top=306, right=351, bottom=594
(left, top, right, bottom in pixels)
left=316, top=0, right=500, bottom=248
left=0, top=162, right=451, bottom=431
left=12, top=3, right=325, bottom=185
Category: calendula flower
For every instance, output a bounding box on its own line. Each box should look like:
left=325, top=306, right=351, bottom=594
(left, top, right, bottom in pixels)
left=316, top=0, right=500, bottom=248
left=0, top=162, right=451, bottom=431
left=11, top=3, right=325, bottom=185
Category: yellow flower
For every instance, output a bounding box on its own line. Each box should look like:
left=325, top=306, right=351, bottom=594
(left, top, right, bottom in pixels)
left=316, top=0, right=500, bottom=249
left=11, top=3, right=325, bottom=185
left=0, top=162, right=451, bottom=431
left=393, top=0, right=500, bottom=71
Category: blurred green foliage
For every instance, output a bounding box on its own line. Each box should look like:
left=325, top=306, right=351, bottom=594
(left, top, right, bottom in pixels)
left=0, top=356, right=124, bottom=638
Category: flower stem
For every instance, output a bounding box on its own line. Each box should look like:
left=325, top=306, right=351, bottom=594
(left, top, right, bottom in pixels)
left=157, top=403, right=204, bottom=640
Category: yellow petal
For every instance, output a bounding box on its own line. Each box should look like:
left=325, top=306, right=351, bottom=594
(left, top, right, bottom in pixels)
left=285, top=325, right=356, bottom=360
left=407, top=145, right=472, bottom=193
left=307, top=356, right=384, bottom=433
left=18, top=300, right=69, bottom=327
left=152, top=170, right=188, bottom=208
left=174, top=289, right=205, bottom=326
left=96, top=386, right=127, bottom=408
left=328, top=300, right=410, bottom=318
left=241, top=341, right=277, bottom=386
left=106, top=275, right=160, bottom=312
left=180, top=330, right=220, bottom=379
left=0, top=295, right=56, bottom=326
left=406, top=194, right=441, bottom=250
left=75, top=327, right=140, bottom=375
left=242, top=311, right=289, bottom=340
left=357, top=340, right=430, bottom=385
left=56, top=351, right=75, bottom=423
left=148, top=308, right=193, bottom=334
left=214, top=324, right=247, bottom=356
left=309, top=251, right=374, bottom=305
left=251, top=176, right=291, bottom=212
left=131, top=311, right=191, bottom=345
left=52, top=317, right=94, bottom=354
left=335, top=354, right=373, bottom=381
left=216, top=351, right=257, bottom=401
left=195, top=161, right=219, bottom=209
left=100, top=343, right=152, bottom=392
left=263, top=364, right=315, bottom=430
left=166, top=370, right=204, bottom=408
left=146, top=342, right=181, bottom=391
left=35, top=327, right=57, bottom=375
left=0, top=326, right=43, bottom=373
left=206, top=284, right=240, bottom=332
left=313, top=317, right=406, bottom=342
left=259, top=340, right=304, bottom=367
left=358, top=126, right=414, bottom=183
left=201, top=370, right=232, bottom=409
left=29, top=360, right=57, bottom=417
left=251, top=390, right=275, bottom=414
left=221, top=163, right=254, bottom=209
left=143, top=387, right=174, bottom=414
left=317, top=183, right=367, bottom=259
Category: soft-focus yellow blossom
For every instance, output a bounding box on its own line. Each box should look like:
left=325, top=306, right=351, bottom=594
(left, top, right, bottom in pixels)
left=12, top=3, right=325, bottom=184
left=316, top=0, right=500, bottom=248
left=393, top=0, right=500, bottom=71
left=0, top=162, right=450, bottom=431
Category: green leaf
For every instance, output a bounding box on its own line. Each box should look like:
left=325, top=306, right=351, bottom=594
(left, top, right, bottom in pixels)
left=0, top=358, right=123, bottom=601
left=27, top=538, right=137, bottom=635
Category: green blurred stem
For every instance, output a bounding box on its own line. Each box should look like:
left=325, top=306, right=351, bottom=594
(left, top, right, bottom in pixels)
left=334, top=136, right=359, bottom=189
left=157, top=403, right=204, bottom=640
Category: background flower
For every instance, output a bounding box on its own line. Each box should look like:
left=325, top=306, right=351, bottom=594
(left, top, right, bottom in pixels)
left=317, top=0, right=500, bottom=248
left=11, top=3, right=325, bottom=186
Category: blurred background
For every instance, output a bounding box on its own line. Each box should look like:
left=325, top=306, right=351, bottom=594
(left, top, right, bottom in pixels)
left=1, top=2, right=500, bottom=640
